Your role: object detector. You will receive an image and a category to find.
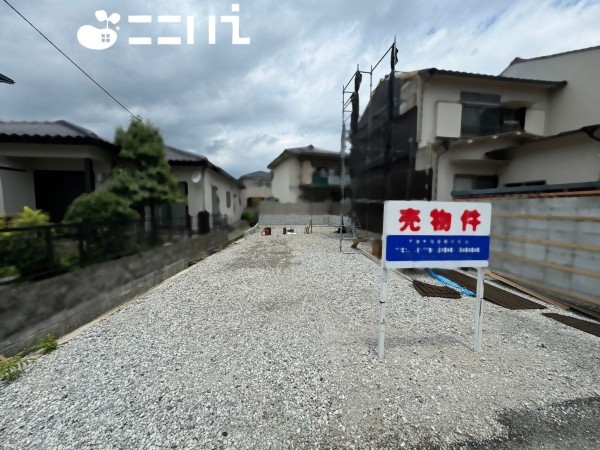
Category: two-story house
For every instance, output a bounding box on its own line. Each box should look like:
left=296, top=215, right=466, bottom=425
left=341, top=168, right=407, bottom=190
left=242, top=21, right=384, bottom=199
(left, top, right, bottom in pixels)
left=268, top=145, right=349, bottom=203
left=239, top=170, right=272, bottom=206
left=351, top=45, right=600, bottom=230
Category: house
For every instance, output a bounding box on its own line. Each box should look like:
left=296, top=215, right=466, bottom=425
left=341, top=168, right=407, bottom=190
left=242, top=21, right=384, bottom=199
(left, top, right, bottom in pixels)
left=0, top=120, right=244, bottom=230
left=351, top=45, right=600, bottom=230
left=267, top=144, right=348, bottom=203
left=350, top=45, right=600, bottom=309
left=0, top=120, right=119, bottom=221
left=239, top=170, right=272, bottom=206
left=166, top=146, right=244, bottom=229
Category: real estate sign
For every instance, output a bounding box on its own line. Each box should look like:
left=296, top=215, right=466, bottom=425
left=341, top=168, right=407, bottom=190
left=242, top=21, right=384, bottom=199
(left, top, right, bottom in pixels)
left=382, top=201, right=492, bottom=269
left=377, top=200, right=492, bottom=359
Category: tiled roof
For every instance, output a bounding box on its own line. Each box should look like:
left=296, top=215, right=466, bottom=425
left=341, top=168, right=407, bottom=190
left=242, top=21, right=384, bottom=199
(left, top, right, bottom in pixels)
left=0, top=73, right=14, bottom=84
left=166, top=145, right=244, bottom=189
left=421, top=68, right=566, bottom=87
left=268, top=144, right=339, bottom=169
left=507, top=45, right=600, bottom=67
left=0, top=120, right=118, bottom=151
left=239, top=170, right=271, bottom=180
left=0, top=120, right=101, bottom=139
left=285, top=144, right=337, bottom=156
left=165, top=145, right=207, bottom=163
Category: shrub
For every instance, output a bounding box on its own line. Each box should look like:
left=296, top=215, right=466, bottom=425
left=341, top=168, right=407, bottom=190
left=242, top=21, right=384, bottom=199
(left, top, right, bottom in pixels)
left=241, top=209, right=259, bottom=226
left=0, top=207, right=52, bottom=276
left=63, top=191, right=139, bottom=225
left=63, top=191, right=140, bottom=261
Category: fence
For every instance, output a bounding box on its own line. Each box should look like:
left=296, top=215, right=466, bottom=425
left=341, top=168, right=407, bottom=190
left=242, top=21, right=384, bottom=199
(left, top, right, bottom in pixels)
left=466, top=194, right=600, bottom=311
left=0, top=214, right=227, bottom=285
left=259, top=214, right=354, bottom=228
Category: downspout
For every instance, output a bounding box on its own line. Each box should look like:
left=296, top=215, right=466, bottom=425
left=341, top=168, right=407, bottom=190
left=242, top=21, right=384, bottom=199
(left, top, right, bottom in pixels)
left=416, top=74, right=426, bottom=151
left=431, top=139, right=450, bottom=201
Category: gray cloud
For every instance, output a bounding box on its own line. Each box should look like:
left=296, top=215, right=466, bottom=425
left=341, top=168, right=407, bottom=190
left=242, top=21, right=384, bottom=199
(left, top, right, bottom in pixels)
left=1, top=0, right=599, bottom=177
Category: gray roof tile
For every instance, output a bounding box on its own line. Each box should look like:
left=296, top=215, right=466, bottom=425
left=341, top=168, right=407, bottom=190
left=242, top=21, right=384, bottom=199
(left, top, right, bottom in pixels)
left=0, top=120, right=117, bottom=152
left=239, top=170, right=271, bottom=180
left=165, top=145, right=207, bottom=163
left=0, top=73, right=14, bottom=84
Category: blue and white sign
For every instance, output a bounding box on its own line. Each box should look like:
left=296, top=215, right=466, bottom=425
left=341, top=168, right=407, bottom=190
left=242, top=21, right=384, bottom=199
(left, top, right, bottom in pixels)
left=377, top=200, right=492, bottom=359
left=382, top=201, right=492, bottom=269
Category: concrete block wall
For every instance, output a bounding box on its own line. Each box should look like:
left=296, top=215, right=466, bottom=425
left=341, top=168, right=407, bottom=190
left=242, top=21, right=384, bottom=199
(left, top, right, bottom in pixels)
left=0, top=230, right=229, bottom=356
left=259, top=214, right=353, bottom=227
left=485, top=195, right=600, bottom=310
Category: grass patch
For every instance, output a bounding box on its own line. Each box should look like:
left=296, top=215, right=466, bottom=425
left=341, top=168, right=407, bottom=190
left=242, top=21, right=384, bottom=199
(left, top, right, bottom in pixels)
left=0, top=334, right=59, bottom=384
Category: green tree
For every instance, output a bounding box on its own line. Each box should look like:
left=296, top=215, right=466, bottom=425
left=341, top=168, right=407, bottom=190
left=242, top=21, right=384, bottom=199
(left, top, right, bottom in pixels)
left=107, top=117, right=183, bottom=217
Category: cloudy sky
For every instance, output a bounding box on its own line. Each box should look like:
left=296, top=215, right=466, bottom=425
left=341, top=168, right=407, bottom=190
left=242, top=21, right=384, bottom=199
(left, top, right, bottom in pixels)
left=1, top=0, right=599, bottom=177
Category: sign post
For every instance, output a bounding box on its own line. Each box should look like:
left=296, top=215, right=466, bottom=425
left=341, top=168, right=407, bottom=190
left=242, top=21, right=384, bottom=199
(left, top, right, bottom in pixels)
left=379, top=201, right=492, bottom=359
left=378, top=267, right=388, bottom=360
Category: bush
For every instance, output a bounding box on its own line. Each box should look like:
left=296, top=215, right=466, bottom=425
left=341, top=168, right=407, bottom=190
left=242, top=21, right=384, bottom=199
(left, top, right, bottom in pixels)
left=0, top=207, right=52, bottom=276
left=63, top=191, right=139, bottom=225
left=64, top=191, right=140, bottom=262
left=241, top=209, right=259, bottom=227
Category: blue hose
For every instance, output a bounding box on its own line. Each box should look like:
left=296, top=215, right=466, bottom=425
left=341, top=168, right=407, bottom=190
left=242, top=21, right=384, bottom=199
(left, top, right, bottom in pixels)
left=427, top=269, right=475, bottom=297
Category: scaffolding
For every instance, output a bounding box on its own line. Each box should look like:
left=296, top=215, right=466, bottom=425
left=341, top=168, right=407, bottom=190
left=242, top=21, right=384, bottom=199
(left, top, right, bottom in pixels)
left=340, top=39, right=400, bottom=251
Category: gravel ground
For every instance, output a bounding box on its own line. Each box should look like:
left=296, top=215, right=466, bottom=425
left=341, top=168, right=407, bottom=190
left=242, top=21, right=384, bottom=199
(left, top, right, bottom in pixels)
left=1, top=227, right=599, bottom=449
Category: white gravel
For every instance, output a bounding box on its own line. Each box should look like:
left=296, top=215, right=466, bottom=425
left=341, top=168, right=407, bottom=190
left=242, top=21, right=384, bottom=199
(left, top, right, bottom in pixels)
left=1, top=227, right=599, bottom=449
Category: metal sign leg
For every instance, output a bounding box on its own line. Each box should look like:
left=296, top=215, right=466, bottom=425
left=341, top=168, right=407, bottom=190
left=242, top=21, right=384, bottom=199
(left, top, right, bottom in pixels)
left=474, top=267, right=484, bottom=352
left=378, top=268, right=388, bottom=360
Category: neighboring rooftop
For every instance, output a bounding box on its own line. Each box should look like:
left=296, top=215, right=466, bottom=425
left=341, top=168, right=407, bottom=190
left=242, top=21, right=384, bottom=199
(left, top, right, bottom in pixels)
left=239, top=170, right=271, bottom=180
left=419, top=68, right=566, bottom=87
left=0, top=120, right=118, bottom=152
left=507, top=44, right=600, bottom=67
left=268, top=144, right=339, bottom=169
left=165, top=145, right=208, bottom=164
left=0, top=73, right=14, bottom=84
left=166, top=145, right=244, bottom=188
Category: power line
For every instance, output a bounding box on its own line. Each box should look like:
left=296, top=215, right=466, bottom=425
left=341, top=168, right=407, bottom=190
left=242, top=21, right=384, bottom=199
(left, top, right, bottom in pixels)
left=3, top=0, right=136, bottom=119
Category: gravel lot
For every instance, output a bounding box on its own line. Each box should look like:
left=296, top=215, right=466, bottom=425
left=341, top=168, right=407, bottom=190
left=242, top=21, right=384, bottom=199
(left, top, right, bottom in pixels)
left=1, top=227, right=599, bottom=449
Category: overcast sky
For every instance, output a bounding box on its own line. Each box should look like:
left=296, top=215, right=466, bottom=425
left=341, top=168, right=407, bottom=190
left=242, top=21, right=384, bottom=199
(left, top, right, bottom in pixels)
left=1, top=0, right=600, bottom=177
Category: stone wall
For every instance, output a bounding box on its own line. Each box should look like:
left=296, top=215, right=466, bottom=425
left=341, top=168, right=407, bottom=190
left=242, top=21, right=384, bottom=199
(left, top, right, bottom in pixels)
left=0, top=230, right=229, bottom=355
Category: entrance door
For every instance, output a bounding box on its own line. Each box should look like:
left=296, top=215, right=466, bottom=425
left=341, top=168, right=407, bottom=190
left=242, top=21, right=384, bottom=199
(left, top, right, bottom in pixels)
left=34, top=170, right=86, bottom=222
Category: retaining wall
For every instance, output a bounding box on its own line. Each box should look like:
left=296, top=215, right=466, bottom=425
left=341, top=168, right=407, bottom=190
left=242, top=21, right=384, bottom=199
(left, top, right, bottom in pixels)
left=0, top=230, right=229, bottom=356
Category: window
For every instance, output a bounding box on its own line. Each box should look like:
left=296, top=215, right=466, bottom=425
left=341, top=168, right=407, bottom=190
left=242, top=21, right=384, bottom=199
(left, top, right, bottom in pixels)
left=459, top=91, right=526, bottom=137
left=453, top=175, right=498, bottom=192
left=226, top=191, right=231, bottom=208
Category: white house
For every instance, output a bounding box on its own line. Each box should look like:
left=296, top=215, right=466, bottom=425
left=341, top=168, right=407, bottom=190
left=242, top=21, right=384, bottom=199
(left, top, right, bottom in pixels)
left=268, top=144, right=348, bottom=203
left=0, top=121, right=244, bottom=230
left=166, top=146, right=244, bottom=229
left=0, top=120, right=118, bottom=221
left=352, top=46, right=600, bottom=204
left=239, top=170, right=272, bottom=206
